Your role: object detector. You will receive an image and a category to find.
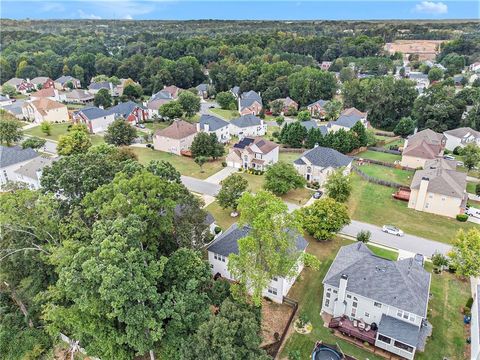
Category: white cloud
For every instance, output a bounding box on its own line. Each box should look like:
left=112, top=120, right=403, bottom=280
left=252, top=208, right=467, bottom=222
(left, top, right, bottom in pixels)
left=414, top=1, right=448, bottom=15
left=124, top=14, right=133, bottom=20
left=41, top=2, right=65, bottom=12
left=78, top=10, right=102, bottom=20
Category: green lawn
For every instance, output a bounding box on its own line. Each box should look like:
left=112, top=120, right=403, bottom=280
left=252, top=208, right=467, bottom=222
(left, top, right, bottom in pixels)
left=416, top=264, right=470, bottom=360
left=356, top=150, right=401, bottom=163
left=281, top=237, right=385, bottom=360
left=281, top=236, right=469, bottom=360
left=279, top=151, right=302, bottom=164
left=348, top=174, right=477, bottom=243
left=356, top=162, right=413, bottom=186
left=210, top=108, right=239, bottom=120
left=144, top=122, right=170, bottom=132
left=131, top=147, right=224, bottom=179
left=366, top=244, right=398, bottom=261
left=204, top=201, right=237, bottom=230
left=266, top=125, right=280, bottom=141
left=23, top=123, right=105, bottom=146
left=382, top=138, right=405, bottom=149
left=467, top=182, right=477, bottom=194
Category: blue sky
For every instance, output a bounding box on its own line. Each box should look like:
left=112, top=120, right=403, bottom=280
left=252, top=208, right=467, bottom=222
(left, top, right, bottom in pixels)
left=1, top=1, right=478, bottom=20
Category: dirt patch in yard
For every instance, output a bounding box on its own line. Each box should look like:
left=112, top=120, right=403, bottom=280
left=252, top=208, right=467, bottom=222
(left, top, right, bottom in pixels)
left=261, top=299, right=295, bottom=346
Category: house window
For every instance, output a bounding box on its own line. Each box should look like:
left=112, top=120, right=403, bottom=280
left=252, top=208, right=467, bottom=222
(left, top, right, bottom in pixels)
left=346, top=294, right=352, bottom=299
left=272, top=277, right=278, bottom=281
left=397, top=310, right=403, bottom=318
left=403, top=311, right=410, bottom=320
left=333, top=289, right=338, bottom=294
left=378, top=334, right=391, bottom=344
left=374, top=302, right=382, bottom=308
left=394, top=341, right=414, bottom=353
left=325, top=299, right=330, bottom=307
left=353, top=297, right=358, bottom=301
left=364, top=312, right=370, bottom=318
left=350, top=308, right=356, bottom=317
left=326, top=292, right=331, bottom=298
left=267, top=286, right=278, bottom=295
left=352, top=301, right=357, bottom=308
left=213, top=253, right=226, bottom=262
left=409, top=314, right=415, bottom=322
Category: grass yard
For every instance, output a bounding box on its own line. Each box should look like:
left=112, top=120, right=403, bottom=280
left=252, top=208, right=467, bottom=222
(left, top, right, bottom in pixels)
left=281, top=237, right=385, bottom=360
left=366, top=244, right=398, bottom=261
left=467, top=182, right=477, bottom=194
left=279, top=151, right=302, bottom=164
left=416, top=264, right=470, bottom=360
left=382, top=138, right=405, bottom=149
left=281, top=236, right=469, bottom=360
left=266, top=125, right=280, bottom=141
left=356, top=150, right=401, bottom=163
left=144, top=121, right=170, bottom=132
left=132, top=147, right=224, bottom=179
left=204, top=201, right=237, bottom=230
left=356, top=162, right=413, bottom=186
left=24, top=123, right=105, bottom=145
left=210, top=108, right=239, bottom=120
left=347, top=174, right=477, bottom=243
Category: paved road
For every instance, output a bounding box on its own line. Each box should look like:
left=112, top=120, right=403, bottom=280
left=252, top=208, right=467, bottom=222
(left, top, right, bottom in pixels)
left=204, top=166, right=238, bottom=184
left=181, top=175, right=220, bottom=196
left=340, top=220, right=452, bottom=257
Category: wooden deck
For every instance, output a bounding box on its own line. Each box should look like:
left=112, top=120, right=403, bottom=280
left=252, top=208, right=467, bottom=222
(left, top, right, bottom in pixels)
left=329, top=316, right=377, bottom=345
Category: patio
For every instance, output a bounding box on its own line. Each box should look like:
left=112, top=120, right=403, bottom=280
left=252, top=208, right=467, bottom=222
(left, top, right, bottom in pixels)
left=328, top=315, right=377, bottom=345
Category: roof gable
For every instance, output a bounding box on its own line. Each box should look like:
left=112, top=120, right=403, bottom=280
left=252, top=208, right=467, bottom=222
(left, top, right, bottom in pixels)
left=0, top=146, right=39, bottom=168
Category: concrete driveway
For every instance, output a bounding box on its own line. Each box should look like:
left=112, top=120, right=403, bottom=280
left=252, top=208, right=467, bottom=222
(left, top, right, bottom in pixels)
left=204, top=166, right=238, bottom=184
left=340, top=220, right=452, bottom=257
left=181, top=175, right=220, bottom=196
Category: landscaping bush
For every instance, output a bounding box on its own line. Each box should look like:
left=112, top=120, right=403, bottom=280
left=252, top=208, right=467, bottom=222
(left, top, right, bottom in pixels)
left=214, top=226, right=222, bottom=234
left=221, top=161, right=227, bottom=167
left=456, top=214, right=468, bottom=222
left=288, top=350, right=301, bottom=360
left=466, top=297, right=474, bottom=310
left=453, top=146, right=463, bottom=155
left=275, top=116, right=284, bottom=125
left=356, top=230, right=371, bottom=243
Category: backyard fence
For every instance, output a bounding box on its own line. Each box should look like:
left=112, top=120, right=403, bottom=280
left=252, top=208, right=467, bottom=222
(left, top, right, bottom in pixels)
left=353, top=156, right=414, bottom=171
left=374, top=130, right=396, bottom=137
left=279, top=147, right=306, bottom=153
left=261, top=297, right=299, bottom=358
left=352, top=165, right=404, bottom=189
left=367, top=146, right=402, bottom=155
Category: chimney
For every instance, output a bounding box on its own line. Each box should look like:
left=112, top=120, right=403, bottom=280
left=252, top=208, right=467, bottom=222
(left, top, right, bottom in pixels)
left=196, top=123, right=201, bottom=132
left=338, top=274, right=348, bottom=303
left=415, top=177, right=430, bottom=211
left=204, top=123, right=209, bottom=133
left=314, top=143, right=319, bottom=148
left=99, top=105, right=104, bottom=110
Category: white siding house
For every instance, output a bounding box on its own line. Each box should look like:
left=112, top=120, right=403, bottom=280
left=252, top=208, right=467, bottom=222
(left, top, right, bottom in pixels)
left=229, top=115, right=266, bottom=138
left=0, top=146, right=39, bottom=190
left=197, top=114, right=231, bottom=143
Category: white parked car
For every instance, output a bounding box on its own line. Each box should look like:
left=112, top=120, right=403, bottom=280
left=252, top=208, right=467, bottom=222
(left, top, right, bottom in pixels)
left=382, top=225, right=404, bottom=236
left=466, top=207, right=480, bottom=219
left=443, top=155, right=455, bottom=161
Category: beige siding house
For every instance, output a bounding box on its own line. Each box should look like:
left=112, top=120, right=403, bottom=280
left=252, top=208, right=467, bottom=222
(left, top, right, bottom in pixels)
left=293, top=146, right=352, bottom=185
left=153, top=120, right=197, bottom=155
left=226, top=137, right=279, bottom=170
left=22, top=98, right=69, bottom=123
left=328, top=107, right=368, bottom=133
left=408, top=158, right=467, bottom=218
left=400, top=129, right=446, bottom=168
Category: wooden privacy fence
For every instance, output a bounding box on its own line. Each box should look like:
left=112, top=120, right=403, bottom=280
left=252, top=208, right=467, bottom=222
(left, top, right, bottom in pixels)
left=367, top=146, right=401, bottom=155
left=353, top=156, right=415, bottom=171
left=352, top=165, right=404, bottom=189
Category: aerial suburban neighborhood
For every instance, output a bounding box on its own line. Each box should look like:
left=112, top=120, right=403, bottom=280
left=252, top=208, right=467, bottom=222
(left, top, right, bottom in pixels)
left=0, top=3, right=480, bottom=360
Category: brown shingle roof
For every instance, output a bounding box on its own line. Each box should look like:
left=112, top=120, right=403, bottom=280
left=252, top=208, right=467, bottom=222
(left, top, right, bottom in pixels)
left=155, top=120, right=197, bottom=139
left=341, top=107, right=367, bottom=118
left=31, top=87, right=55, bottom=98
left=403, top=129, right=445, bottom=159
left=252, top=137, right=279, bottom=154
left=29, top=98, right=66, bottom=116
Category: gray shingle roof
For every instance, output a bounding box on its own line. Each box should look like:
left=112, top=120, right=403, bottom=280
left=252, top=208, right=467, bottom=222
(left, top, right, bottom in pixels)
left=231, top=86, right=240, bottom=95
left=231, top=114, right=262, bottom=128
left=294, top=146, right=352, bottom=168
left=88, top=81, right=111, bottom=90
left=0, top=146, right=39, bottom=168
left=55, top=75, right=79, bottom=85
left=207, top=223, right=308, bottom=257
left=378, top=314, right=421, bottom=347
left=151, top=90, right=173, bottom=101
left=14, top=156, right=56, bottom=180
left=107, top=101, right=145, bottom=117
left=239, top=90, right=262, bottom=110
left=75, top=106, right=111, bottom=120
left=444, top=127, right=480, bottom=139
left=199, top=114, right=229, bottom=131
left=299, top=120, right=319, bottom=131
left=196, top=84, right=208, bottom=91
left=323, top=243, right=431, bottom=317
left=307, top=99, right=328, bottom=108
left=331, top=114, right=364, bottom=129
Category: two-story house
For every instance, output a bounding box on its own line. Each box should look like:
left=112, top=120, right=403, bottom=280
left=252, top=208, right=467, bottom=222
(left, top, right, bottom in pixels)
left=73, top=106, right=115, bottom=134
left=307, top=99, right=329, bottom=119
left=443, top=127, right=480, bottom=151
left=238, top=90, right=263, bottom=116
left=22, top=98, right=69, bottom=124
left=272, top=97, right=298, bottom=114
left=145, top=90, right=174, bottom=118
left=14, top=156, right=56, bottom=190
left=3, top=78, right=35, bottom=94
left=293, top=145, right=352, bottom=185
left=30, top=77, right=55, bottom=90
left=322, top=243, right=431, bottom=360
left=226, top=137, right=279, bottom=170
left=87, top=81, right=115, bottom=96
left=327, top=107, right=368, bottom=133
left=106, top=100, right=148, bottom=124
left=54, top=75, right=81, bottom=90
left=207, top=223, right=308, bottom=303
left=153, top=119, right=197, bottom=155
left=0, top=146, right=39, bottom=190
left=30, top=87, right=66, bottom=102
left=229, top=114, right=266, bottom=138
left=400, top=129, right=446, bottom=169
left=197, top=114, right=231, bottom=143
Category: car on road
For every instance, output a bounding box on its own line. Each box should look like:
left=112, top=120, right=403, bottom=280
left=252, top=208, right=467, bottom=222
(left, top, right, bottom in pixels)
left=457, top=161, right=464, bottom=167
left=312, top=190, right=323, bottom=199
left=382, top=225, right=404, bottom=236
left=443, top=155, right=455, bottom=161
left=466, top=207, right=480, bottom=219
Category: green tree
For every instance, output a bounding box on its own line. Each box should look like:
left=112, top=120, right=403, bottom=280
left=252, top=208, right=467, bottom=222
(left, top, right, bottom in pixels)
left=264, top=162, right=306, bottom=196
left=228, top=191, right=318, bottom=305
left=356, top=230, right=371, bottom=243
left=21, top=137, right=46, bottom=150
left=191, top=133, right=224, bottom=159
left=40, top=121, right=51, bottom=136
left=325, top=168, right=352, bottom=202
left=270, top=99, right=284, bottom=116
left=300, top=197, right=350, bottom=241
left=216, top=91, right=236, bottom=110
left=394, top=117, right=416, bottom=137
left=1, top=83, right=16, bottom=97
left=428, top=67, right=443, bottom=82
left=324, top=99, right=343, bottom=121
left=279, top=122, right=307, bottom=148
left=440, top=53, right=466, bottom=76
left=194, top=156, right=208, bottom=173
left=448, top=228, right=480, bottom=277
left=178, top=90, right=201, bottom=118
left=185, top=299, right=270, bottom=360
left=57, top=125, right=92, bottom=156
left=297, top=110, right=311, bottom=122
left=123, top=83, right=143, bottom=100
left=339, top=67, right=355, bottom=82
left=104, top=118, right=137, bottom=146
left=288, top=67, right=338, bottom=105
left=462, top=143, right=480, bottom=170
left=0, top=119, right=22, bottom=146
left=159, top=101, right=184, bottom=119
left=93, top=88, right=112, bottom=108
left=146, top=160, right=181, bottom=183
left=217, top=174, right=248, bottom=212
left=351, top=122, right=368, bottom=147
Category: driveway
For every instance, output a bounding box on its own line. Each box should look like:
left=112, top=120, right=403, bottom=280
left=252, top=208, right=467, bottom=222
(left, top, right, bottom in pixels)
left=340, top=220, right=452, bottom=257
left=22, top=135, right=58, bottom=154
left=181, top=176, right=220, bottom=196
left=200, top=100, right=217, bottom=115
left=204, top=166, right=238, bottom=184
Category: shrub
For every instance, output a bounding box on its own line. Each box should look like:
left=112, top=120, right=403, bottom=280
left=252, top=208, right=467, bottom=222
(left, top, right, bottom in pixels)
left=466, top=297, right=474, bottom=309
left=222, top=161, right=227, bottom=167
left=453, top=146, right=463, bottom=155
left=214, top=226, right=222, bottom=234
left=456, top=214, right=468, bottom=222
left=288, top=350, right=301, bottom=360
left=356, top=230, right=371, bottom=243
left=275, top=116, right=284, bottom=125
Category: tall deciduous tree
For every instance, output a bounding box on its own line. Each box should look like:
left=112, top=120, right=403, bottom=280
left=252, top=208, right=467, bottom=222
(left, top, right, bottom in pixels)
left=264, top=162, right=306, bottom=196
left=57, top=124, right=92, bottom=156
left=325, top=168, right=352, bottom=202
left=0, top=119, right=22, bottom=146
left=394, top=117, right=416, bottom=137
left=228, top=191, right=318, bottom=305
left=191, top=133, right=224, bottom=159
left=324, top=99, right=343, bottom=121
left=178, top=91, right=201, bottom=117
left=288, top=67, right=338, bottom=105
left=93, top=88, right=112, bottom=108
left=104, top=118, right=137, bottom=146
left=217, top=174, right=248, bottom=212
left=300, top=197, right=350, bottom=241
left=462, top=143, right=480, bottom=170
left=216, top=91, right=236, bottom=110
left=449, top=228, right=480, bottom=277
left=159, top=101, right=184, bottom=119
left=146, top=160, right=181, bottom=183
